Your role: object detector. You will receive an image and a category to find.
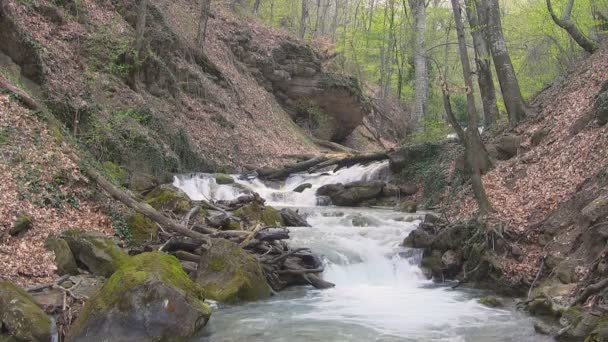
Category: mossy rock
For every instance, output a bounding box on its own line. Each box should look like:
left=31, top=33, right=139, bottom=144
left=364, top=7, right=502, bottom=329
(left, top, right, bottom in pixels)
left=61, top=230, right=128, bottom=277
left=9, top=214, right=33, bottom=236
left=102, top=161, right=129, bottom=186
left=196, top=238, right=272, bottom=303
left=478, top=296, right=504, bottom=308
left=420, top=256, right=443, bottom=278
left=44, top=235, right=78, bottom=275
left=399, top=200, right=418, bottom=213
left=586, top=315, right=608, bottom=342
left=127, top=213, right=158, bottom=245
left=68, top=252, right=210, bottom=342
left=144, top=184, right=192, bottom=215
left=214, top=174, right=235, bottom=185
left=561, top=305, right=584, bottom=327
left=234, top=202, right=283, bottom=226
left=0, top=282, right=54, bottom=342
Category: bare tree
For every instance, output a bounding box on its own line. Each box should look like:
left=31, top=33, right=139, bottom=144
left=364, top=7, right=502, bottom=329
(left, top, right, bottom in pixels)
left=477, top=0, right=527, bottom=126
left=131, top=0, right=148, bottom=88
left=465, top=0, right=499, bottom=128
left=197, top=0, right=211, bottom=46
left=409, top=0, right=428, bottom=126
left=300, top=0, right=309, bottom=39
left=546, top=0, right=598, bottom=53
left=253, top=0, right=262, bottom=16
left=449, top=0, right=493, bottom=214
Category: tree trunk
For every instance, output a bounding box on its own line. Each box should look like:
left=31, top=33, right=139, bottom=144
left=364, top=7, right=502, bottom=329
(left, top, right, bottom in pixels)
left=451, top=0, right=493, bottom=214
left=410, top=0, right=428, bottom=126
left=478, top=0, right=527, bottom=126
left=546, top=0, right=598, bottom=54
left=132, top=0, right=148, bottom=87
left=300, top=0, right=309, bottom=39
left=465, top=0, right=499, bottom=128
left=253, top=0, right=262, bottom=16
left=197, top=0, right=211, bottom=46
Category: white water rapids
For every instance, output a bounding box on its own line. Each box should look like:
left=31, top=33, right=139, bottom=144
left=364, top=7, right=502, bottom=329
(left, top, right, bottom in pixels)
left=173, top=162, right=547, bottom=341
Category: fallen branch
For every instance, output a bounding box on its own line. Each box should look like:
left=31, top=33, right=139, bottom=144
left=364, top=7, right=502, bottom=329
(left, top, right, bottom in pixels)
left=311, top=137, right=359, bottom=154
left=264, top=156, right=329, bottom=180
left=0, top=74, right=41, bottom=110
left=302, top=273, right=335, bottom=289
left=174, top=250, right=201, bottom=263
left=269, top=247, right=310, bottom=265
left=528, top=256, right=546, bottom=299
left=181, top=205, right=200, bottom=226
left=240, top=224, right=264, bottom=247
left=87, top=169, right=210, bottom=243
left=27, top=274, right=70, bottom=292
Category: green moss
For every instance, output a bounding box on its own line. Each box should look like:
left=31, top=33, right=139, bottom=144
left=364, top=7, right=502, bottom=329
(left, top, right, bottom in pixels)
left=0, top=281, right=53, bottom=341
left=235, top=202, right=283, bottom=226
left=209, top=256, right=225, bottom=272
left=75, top=252, right=210, bottom=326
left=214, top=174, right=234, bottom=185
left=9, top=213, right=33, bottom=236
left=562, top=305, right=584, bottom=326
left=102, top=161, right=128, bottom=185
left=127, top=213, right=158, bottom=245
left=478, top=296, right=504, bottom=308
left=421, top=256, right=443, bottom=273
left=399, top=200, right=417, bottom=213
left=144, top=185, right=191, bottom=214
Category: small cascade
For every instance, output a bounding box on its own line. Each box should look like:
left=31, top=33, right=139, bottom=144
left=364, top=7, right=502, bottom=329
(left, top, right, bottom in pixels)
left=174, top=160, right=390, bottom=207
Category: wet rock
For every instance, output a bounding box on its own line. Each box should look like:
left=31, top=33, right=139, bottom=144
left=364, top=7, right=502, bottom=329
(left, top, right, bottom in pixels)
left=196, top=239, right=271, bottom=302
left=144, top=184, right=192, bottom=215
left=316, top=181, right=384, bottom=206
left=214, top=173, right=235, bottom=185
left=280, top=208, right=310, bottom=227
left=533, top=320, right=557, bottom=335
left=527, top=296, right=561, bottom=317
left=398, top=200, right=417, bottom=213
left=0, top=281, right=54, bottom=342
left=562, top=311, right=602, bottom=340
left=478, top=296, right=503, bottom=308
left=68, top=252, right=210, bottom=342
left=348, top=214, right=380, bottom=227
left=235, top=202, right=283, bottom=226
left=382, top=183, right=418, bottom=197
left=9, top=213, right=32, bottom=236
left=441, top=250, right=462, bottom=274
left=61, top=230, right=128, bottom=277
left=431, top=224, right=471, bottom=252
left=292, top=183, right=312, bottom=193
left=402, top=229, right=433, bottom=249
left=420, top=256, right=444, bottom=279
left=44, top=235, right=78, bottom=275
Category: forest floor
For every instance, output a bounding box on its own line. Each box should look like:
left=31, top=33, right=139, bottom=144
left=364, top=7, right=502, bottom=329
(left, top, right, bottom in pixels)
left=448, top=46, right=608, bottom=281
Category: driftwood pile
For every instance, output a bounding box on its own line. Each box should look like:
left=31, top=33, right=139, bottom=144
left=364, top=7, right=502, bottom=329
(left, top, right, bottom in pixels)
left=89, top=170, right=334, bottom=291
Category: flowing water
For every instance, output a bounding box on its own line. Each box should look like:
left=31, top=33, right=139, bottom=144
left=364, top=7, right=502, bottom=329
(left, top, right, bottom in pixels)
left=174, top=162, right=546, bottom=342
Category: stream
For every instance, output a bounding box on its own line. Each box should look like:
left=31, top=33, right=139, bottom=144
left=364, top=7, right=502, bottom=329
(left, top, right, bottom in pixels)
left=173, top=162, right=547, bottom=342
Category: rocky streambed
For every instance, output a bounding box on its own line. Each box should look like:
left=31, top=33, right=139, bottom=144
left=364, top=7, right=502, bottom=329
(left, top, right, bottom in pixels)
left=1, top=161, right=549, bottom=341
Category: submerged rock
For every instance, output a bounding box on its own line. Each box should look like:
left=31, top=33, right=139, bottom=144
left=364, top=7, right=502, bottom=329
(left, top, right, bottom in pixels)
left=316, top=181, right=384, bottom=206
left=68, top=252, right=210, bottom=342
left=0, top=281, right=54, bottom=342
left=235, top=202, right=283, bottom=226
left=61, top=230, right=128, bottom=277
left=280, top=208, right=310, bottom=227
left=214, top=173, right=235, bottom=185
left=402, top=229, right=433, bottom=249
left=478, top=296, right=504, bottom=308
left=292, top=183, right=312, bottom=193
left=196, top=238, right=271, bottom=302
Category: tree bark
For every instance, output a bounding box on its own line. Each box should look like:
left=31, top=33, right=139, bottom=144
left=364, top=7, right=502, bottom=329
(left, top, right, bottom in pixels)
left=465, top=0, right=499, bottom=128
left=300, top=0, right=309, bottom=39
left=451, top=0, right=493, bottom=214
left=409, top=0, right=428, bottom=126
left=546, top=0, right=598, bottom=54
left=197, top=0, right=211, bottom=46
left=253, top=0, right=262, bottom=16
left=478, top=0, right=527, bottom=126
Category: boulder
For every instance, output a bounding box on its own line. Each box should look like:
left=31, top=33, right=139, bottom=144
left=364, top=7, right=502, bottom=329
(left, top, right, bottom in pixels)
left=195, top=239, right=271, bottom=302
left=279, top=208, right=310, bottom=227
left=399, top=200, right=417, bottom=213
left=595, top=87, right=608, bottom=125
left=0, top=281, right=54, bottom=342
left=382, top=183, right=418, bottom=197
left=586, top=315, right=608, bottom=342
left=316, top=181, right=384, bottom=206
left=127, top=213, right=158, bottom=245
left=495, top=134, right=521, bottom=160
left=9, top=213, right=32, bottom=236
left=61, top=230, right=128, bottom=277
left=235, top=202, right=283, bottom=226
left=402, top=229, right=433, bottom=249
left=420, top=256, right=444, bottom=279
left=214, top=174, right=235, bottom=185
left=68, top=252, right=210, bottom=342
left=292, top=183, right=312, bottom=193
left=441, top=250, right=462, bottom=274
left=144, top=184, right=192, bottom=215
left=44, top=235, right=78, bottom=275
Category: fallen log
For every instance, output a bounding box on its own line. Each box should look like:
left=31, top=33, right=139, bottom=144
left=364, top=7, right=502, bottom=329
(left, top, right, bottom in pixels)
left=159, top=237, right=203, bottom=253
left=0, top=74, right=40, bottom=110
left=303, top=274, right=335, bottom=289
left=87, top=169, right=210, bottom=243
left=269, top=247, right=310, bottom=265
left=308, top=151, right=388, bottom=173
left=256, top=228, right=290, bottom=241
left=264, top=156, right=329, bottom=180
left=181, top=205, right=200, bottom=226
left=174, top=250, right=201, bottom=263
left=276, top=267, right=324, bottom=275
left=311, top=137, right=359, bottom=154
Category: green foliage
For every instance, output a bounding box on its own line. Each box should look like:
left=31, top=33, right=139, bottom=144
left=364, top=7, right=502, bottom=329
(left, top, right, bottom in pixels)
left=106, top=204, right=133, bottom=245
left=407, top=117, right=451, bottom=144
left=397, top=143, right=447, bottom=207
left=85, top=20, right=134, bottom=78
left=0, top=128, right=10, bottom=145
